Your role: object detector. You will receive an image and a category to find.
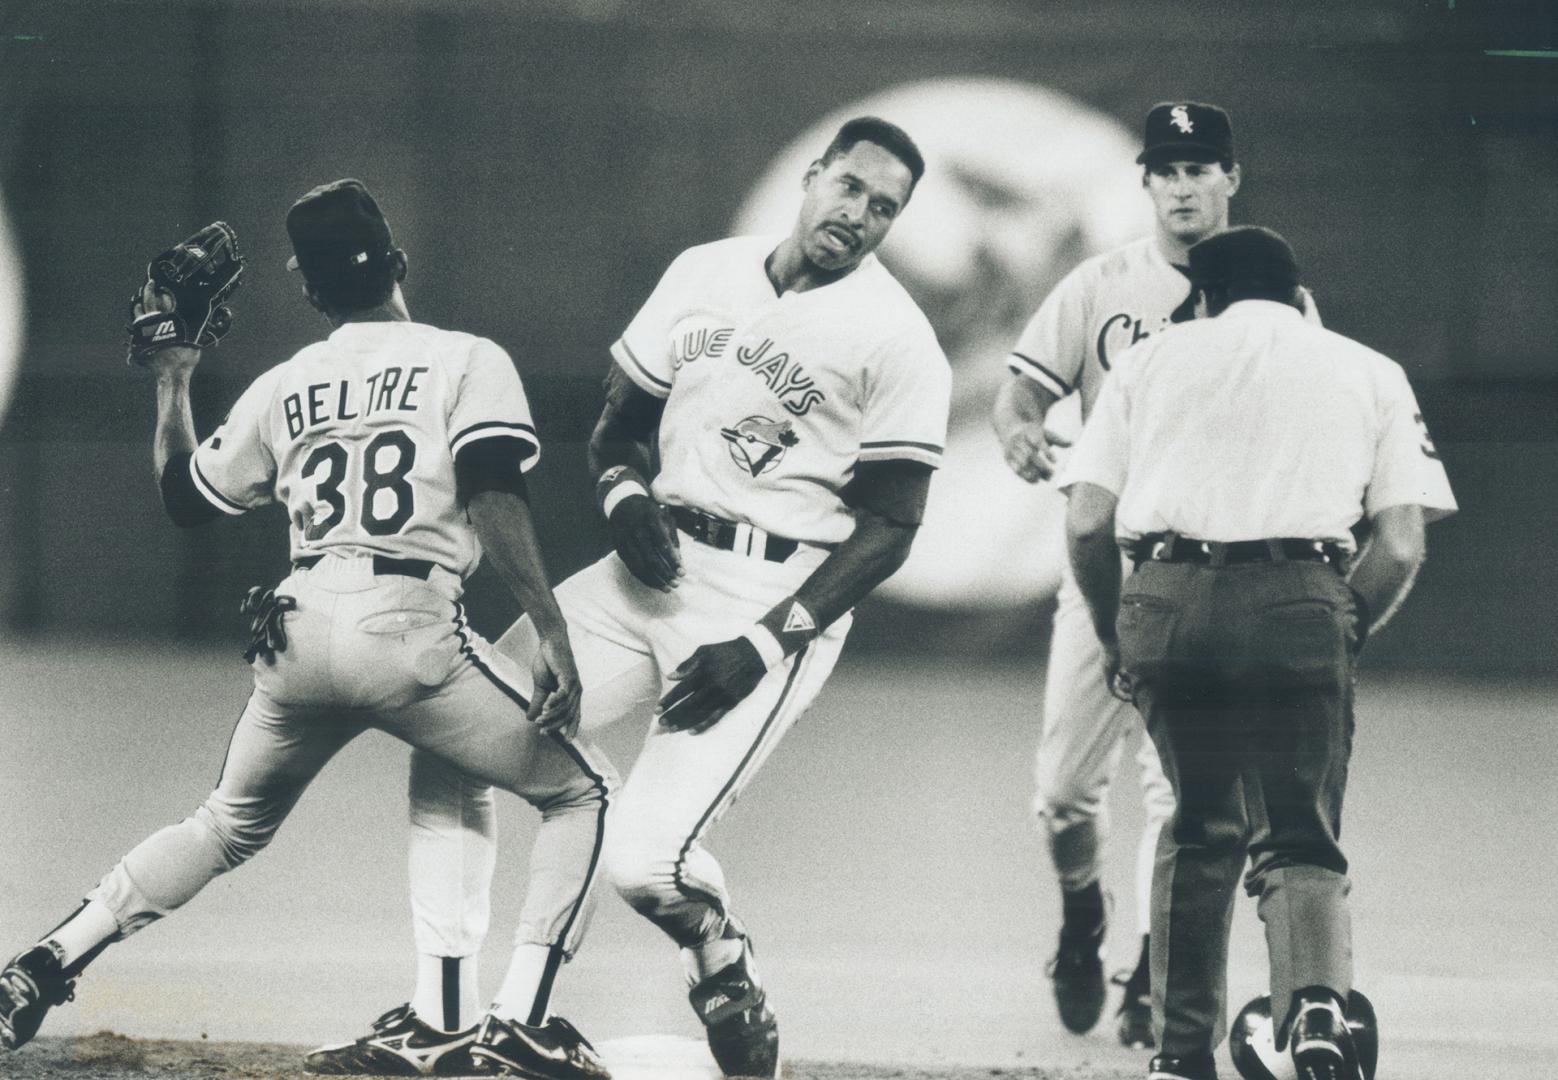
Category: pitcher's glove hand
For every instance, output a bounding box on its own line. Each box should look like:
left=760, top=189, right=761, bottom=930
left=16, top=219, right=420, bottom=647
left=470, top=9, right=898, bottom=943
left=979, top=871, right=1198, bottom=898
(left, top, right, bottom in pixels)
left=656, top=638, right=767, bottom=734
left=240, top=586, right=298, bottom=664
left=127, top=221, right=245, bottom=366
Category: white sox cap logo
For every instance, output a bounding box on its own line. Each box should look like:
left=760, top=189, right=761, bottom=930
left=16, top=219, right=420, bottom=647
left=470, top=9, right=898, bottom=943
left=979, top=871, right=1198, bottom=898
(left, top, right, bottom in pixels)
left=1170, top=105, right=1194, bottom=133
left=720, top=415, right=799, bottom=477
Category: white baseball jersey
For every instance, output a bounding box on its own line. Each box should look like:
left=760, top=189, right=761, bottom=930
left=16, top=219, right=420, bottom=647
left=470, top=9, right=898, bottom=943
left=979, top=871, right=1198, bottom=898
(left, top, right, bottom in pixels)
left=185, top=321, right=540, bottom=576
left=1059, top=299, right=1458, bottom=546
left=610, top=235, right=951, bottom=545
left=1008, top=235, right=1319, bottom=421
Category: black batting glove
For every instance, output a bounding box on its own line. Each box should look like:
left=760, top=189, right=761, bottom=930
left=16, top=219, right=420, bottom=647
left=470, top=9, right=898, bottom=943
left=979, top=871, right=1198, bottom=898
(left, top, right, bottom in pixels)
left=240, top=586, right=298, bottom=665
left=609, top=494, right=684, bottom=592
left=657, top=637, right=767, bottom=734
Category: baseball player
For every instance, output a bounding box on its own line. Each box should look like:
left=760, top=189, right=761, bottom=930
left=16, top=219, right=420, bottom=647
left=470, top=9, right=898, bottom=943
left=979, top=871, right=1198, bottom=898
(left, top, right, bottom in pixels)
left=309, top=117, right=951, bottom=1079
left=0, top=181, right=617, bottom=1080
left=991, top=102, right=1319, bottom=1047
left=1060, top=226, right=1456, bottom=1080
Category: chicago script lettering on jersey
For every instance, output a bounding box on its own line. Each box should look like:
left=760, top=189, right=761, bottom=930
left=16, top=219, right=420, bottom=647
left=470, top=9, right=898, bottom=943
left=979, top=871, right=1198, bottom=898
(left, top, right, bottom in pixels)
left=734, top=337, right=826, bottom=417
left=1096, top=312, right=1163, bottom=370
left=283, top=365, right=429, bottom=439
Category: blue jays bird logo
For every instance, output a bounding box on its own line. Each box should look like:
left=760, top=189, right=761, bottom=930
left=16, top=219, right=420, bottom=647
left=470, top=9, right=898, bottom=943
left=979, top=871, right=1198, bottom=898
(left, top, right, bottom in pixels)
left=1170, top=105, right=1194, bottom=133
left=721, top=415, right=798, bottom=476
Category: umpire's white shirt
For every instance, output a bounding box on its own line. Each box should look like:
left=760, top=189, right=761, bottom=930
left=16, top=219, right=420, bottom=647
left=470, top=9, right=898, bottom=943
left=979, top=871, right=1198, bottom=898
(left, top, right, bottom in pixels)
left=1059, top=299, right=1457, bottom=548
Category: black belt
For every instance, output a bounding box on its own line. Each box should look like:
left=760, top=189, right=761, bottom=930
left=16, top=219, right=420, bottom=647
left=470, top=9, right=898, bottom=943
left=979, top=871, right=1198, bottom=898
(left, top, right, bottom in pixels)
left=1129, top=532, right=1346, bottom=571
left=293, top=554, right=437, bottom=580
left=666, top=505, right=818, bottom=563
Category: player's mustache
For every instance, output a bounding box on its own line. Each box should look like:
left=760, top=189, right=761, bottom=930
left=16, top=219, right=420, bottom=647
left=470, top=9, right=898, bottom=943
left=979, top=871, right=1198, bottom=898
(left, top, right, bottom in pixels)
left=820, top=220, right=861, bottom=250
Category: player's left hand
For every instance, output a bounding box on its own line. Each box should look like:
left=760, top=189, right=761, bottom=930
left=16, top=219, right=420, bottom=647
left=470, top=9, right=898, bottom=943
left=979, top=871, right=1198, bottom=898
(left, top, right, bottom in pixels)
left=126, top=220, right=244, bottom=368
left=130, top=283, right=204, bottom=377
left=657, top=638, right=767, bottom=734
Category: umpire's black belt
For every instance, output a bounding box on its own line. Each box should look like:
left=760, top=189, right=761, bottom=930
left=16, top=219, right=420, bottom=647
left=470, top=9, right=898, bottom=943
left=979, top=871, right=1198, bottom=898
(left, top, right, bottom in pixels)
left=293, top=554, right=437, bottom=580
left=667, top=505, right=828, bottom=563
left=1129, top=532, right=1346, bottom=572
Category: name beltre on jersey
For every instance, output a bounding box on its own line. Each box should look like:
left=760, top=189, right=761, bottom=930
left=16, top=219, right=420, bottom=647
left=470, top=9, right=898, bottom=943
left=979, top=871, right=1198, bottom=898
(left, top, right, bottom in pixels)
left=282, top=364, right=430, bottom=440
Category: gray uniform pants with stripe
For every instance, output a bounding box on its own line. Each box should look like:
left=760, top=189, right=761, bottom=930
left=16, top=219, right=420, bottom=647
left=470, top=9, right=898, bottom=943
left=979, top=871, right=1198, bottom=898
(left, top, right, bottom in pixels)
left=1115, top=558, right=1363, bottom=1060
left=88, top=556, right=614, bottom=959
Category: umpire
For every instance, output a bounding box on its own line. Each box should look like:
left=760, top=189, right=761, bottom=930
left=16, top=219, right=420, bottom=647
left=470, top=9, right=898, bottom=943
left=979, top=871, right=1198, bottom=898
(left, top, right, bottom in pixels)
left=1058, top=227, right=1456, bottom=1080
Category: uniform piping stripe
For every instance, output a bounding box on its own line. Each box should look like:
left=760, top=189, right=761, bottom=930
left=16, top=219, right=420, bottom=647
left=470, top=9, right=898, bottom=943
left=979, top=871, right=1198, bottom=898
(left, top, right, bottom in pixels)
left=190, top=454, right=247, bottom=515
left=1009, top=351, right=1073, bottom=395
left=612, top=339, right=672, bottom=393
left=214, top=693, right=255, bottom=788
left=441, top=956, right=460, bottom=1031
left=528, top=945, right=564, bottom=1026
left=450, top=604, right=610, bottom=954
left=670, top=644, right=812, bottom=917
left=450, top=420, right=538, bottom=453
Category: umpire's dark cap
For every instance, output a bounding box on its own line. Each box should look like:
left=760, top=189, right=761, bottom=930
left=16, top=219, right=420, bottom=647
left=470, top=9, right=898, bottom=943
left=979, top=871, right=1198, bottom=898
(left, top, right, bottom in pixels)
left=1136, top=101, right=1234, bottom=167
left=1187, top=226, right=1300, bottom=291
left=285, top=179, right=394, bottom=277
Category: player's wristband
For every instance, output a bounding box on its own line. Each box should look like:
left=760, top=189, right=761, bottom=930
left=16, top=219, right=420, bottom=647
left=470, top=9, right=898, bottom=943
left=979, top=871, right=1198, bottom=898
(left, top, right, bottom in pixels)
left=751, top=596, right=821, bottom=668
left=596, top=465, right=651, bottom=520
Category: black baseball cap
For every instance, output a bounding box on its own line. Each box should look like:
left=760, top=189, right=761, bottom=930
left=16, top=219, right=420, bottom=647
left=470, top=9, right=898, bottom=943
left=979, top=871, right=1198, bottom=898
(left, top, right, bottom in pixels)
left=1187, top=226, right=1300, bottom=292
left=1136, top=102, right=1234, bottom=167
left=285, top=179, right=394, bottom=279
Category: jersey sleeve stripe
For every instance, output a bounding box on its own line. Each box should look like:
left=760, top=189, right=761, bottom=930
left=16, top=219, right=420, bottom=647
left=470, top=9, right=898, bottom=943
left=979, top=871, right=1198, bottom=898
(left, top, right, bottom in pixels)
left=610, top=338, right=672, bottom=397
left=1008, top=351, right=1073, bottom=396
left=190, top=453, right=248, bottom=515
left=450, top=420, right=540, bottom=458
left=860, top=439, right=944, bottom=453
left=858, top=441, right=944, bottom=468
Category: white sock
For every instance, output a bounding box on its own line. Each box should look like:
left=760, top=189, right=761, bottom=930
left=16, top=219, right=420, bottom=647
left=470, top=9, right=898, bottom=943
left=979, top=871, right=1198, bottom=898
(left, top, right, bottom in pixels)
left=490, top=943, right=558, bottom=1027
left=411, top=954, right=479, bottom=1032
left=683, top=934, right=745, bottom=985
left=45, top=901, right=120, bottom=969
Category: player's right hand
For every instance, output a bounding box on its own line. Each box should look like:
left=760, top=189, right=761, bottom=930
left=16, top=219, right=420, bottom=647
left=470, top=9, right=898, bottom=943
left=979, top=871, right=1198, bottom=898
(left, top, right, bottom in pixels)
left=608, top=494, right=684, bottom=592
left=992, top=376, right=1069, bottom=483
left=528, top=632, right=583, bottom=738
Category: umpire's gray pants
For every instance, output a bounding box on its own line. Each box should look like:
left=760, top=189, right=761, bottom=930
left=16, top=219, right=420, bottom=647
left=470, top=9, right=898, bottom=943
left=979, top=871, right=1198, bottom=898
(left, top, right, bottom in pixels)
left=1117, top=558, right=1363, bottom=1060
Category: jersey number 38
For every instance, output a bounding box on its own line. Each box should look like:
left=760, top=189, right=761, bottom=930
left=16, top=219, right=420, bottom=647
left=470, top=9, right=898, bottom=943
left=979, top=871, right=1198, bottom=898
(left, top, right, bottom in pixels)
left=300, top=429, right=417, bottom=537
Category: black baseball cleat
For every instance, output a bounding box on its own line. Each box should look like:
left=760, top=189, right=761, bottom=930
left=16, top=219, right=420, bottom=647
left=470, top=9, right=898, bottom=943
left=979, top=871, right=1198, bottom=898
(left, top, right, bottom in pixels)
left=1047, top=905, right=1108, bottom=1033
left=689, top=931, right=779, bottom=1078
left=1147, top=1051, right=1219, bottom=1080
left=303, top=1003, right=493, bottom=1075
left=0, top=944, right=77, bottom=1051
left=1113, top=968, right=1154, bottom=1049
left=1289, top=994, right=1365, bottom=1080
left=468, top=1013, right=609, bottom=1080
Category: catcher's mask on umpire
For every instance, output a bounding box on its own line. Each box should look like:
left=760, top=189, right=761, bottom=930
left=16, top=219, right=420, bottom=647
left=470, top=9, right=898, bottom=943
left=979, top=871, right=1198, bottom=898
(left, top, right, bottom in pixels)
left=285, top=178, right=403, bottom=311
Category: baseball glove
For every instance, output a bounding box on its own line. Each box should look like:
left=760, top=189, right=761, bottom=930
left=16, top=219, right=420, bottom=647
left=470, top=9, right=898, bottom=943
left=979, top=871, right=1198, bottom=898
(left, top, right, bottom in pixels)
left=126, top=221, right=245, bottom=366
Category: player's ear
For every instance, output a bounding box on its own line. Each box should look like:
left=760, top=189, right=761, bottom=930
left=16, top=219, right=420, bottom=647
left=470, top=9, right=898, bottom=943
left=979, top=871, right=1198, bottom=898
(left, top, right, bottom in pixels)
left=802, top=159, right=823, bottom=189
left=302, top=280, right=326, bottom=314
left=388, top=248, right=408, bottom=282
left=1223, top=162, right=1242, bottom=196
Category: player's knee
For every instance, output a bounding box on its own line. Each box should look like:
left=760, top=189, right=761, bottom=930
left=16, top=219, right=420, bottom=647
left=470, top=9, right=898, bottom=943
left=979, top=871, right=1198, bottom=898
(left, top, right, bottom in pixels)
left=1035, top=790, right=1102, bottom=832
left=602, top=838, right=673, bottom=911
left=195, top=801, right=281, bottom=867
